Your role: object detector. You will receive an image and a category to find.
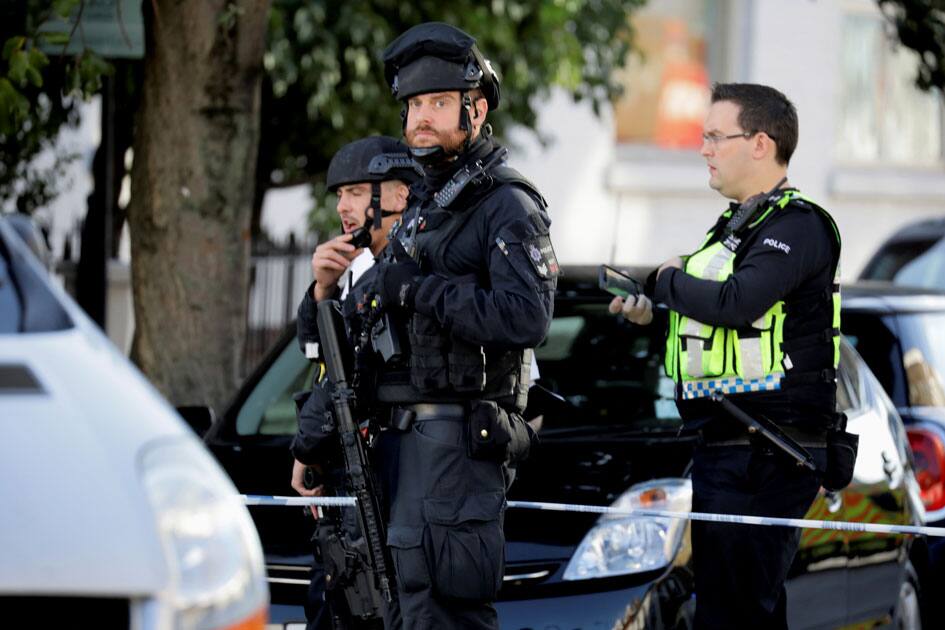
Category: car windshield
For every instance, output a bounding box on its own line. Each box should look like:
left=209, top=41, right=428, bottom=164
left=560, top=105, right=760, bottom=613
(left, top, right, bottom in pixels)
left=862, top=238, right=945, bottom=290
left=0, top=219, right=72, bottom=333
left=534, top=302, right=681, bottom=435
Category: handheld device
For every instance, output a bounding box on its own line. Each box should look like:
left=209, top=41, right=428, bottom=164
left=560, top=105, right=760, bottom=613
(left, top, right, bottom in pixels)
left=349, top=226, right=372, bottom=249
left=598, top=265, right=644, bottom=299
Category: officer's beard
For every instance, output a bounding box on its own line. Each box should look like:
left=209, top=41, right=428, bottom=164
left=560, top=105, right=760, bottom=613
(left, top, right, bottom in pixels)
left=405, top=124, right=468, bottom=164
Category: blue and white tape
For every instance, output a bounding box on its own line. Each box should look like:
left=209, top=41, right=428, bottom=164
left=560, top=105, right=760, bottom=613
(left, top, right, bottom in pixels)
left=242, top=495, right=945, bottom=538
left=244, top=495, right=357, bottom=507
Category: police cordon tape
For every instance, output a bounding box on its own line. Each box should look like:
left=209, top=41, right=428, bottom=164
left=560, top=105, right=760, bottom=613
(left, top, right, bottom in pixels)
left=241, top=495, right=945, bottom=538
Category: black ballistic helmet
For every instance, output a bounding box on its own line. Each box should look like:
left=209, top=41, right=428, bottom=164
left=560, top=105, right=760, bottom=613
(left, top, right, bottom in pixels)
left=383, top=22, right=500, bottom=110
left=325, top=136, right=421, bottom=192
left=326, top=136, right=421, bottom=231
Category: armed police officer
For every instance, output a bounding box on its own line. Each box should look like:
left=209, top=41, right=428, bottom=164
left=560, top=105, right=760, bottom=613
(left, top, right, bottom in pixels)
left=356, top=22, right=555, bottom=629
left=611, top=83, right=842, bottom=629
left=291, top=135, right=420, bottom=630
left=295, top=23, right=555, bottom=629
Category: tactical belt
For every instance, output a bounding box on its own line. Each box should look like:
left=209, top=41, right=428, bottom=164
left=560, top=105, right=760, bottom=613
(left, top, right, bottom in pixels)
left=384, top=402, right=466, bottom=431
left=405, top=403, right=465, bottom=421
left=702, top=425, right=827, bottom=449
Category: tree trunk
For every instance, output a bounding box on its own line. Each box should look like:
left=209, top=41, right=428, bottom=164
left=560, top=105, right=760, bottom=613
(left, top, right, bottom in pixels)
left=127, top=0, right=270, bottom=413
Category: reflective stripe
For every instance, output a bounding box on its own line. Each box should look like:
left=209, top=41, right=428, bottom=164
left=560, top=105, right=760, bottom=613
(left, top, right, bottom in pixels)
left=683, top=317, right=706, bottom=337
left=740, top=337, right=766, bottom=380
left=702, top=247, right=734, bottom=280
left=681, top=374, right=783, bottom=400
left=687, top=338, right=705, bottom=378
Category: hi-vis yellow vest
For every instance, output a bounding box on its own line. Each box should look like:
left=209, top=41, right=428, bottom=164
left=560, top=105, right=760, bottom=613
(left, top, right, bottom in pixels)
left=665, top=190, right=841, bottom=400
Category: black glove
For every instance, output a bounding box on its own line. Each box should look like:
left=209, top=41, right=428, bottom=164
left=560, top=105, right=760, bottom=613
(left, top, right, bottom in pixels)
left=375, top=258, right=423, bottom=309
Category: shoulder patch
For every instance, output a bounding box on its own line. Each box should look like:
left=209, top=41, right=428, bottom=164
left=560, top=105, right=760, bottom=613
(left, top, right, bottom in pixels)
left=523, top=233, right=560, bottom=279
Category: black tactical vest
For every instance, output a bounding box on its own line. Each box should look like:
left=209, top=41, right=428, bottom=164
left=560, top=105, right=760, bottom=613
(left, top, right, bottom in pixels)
left=372, top=165, right=548, bottom=413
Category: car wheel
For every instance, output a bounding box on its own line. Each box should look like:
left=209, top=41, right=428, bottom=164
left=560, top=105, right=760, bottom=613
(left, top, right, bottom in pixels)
left=895, top=562, right=922, bottom=630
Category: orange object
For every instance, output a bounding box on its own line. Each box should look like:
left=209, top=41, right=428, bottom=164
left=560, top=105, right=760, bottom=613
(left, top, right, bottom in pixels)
left=653, top=20, right=710, bottom=149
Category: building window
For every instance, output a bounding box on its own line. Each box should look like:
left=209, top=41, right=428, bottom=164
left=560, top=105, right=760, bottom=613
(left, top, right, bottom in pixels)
left=613, top=0, right=720, bottom=149
left=838, top=13, right=944, bottom=165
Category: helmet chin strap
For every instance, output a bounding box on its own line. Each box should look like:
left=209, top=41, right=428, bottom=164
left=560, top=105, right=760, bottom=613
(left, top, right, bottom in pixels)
left=408, top=144, right=447, bottom=166
left=370, top=182, right=383, bottom=231
left=459, top=92, right=474, bottom=153
left=365, top=188, right=401, bottom=232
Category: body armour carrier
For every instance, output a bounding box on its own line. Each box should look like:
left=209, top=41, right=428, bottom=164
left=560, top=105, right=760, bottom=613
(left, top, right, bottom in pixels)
left=665, top=190, right=841, bottom=400
left=373, top=165, right=550, bottom=413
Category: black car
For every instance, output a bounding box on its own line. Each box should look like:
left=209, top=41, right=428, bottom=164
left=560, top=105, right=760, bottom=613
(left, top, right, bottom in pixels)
left=860, top=218, right=945, bottom=291
left=204, top=268, right=928, bottom=629
left=842, top=283, right=945, bottom=601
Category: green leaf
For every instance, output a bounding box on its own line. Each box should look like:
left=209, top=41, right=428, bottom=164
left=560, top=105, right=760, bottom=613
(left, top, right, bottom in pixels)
left=0, top=77, right=31, bottom=135
left=26, top=66, right=43, bottom=88
left=8, top=50, right=30, bottom=86
left=28, top=47, right=49, bottom=72
left=3, top=36, right=26, bottom=61
left=72, top=51, right=113, bottom=97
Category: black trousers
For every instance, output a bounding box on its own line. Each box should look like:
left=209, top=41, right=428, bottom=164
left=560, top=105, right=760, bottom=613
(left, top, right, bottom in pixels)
left=690, top=443, right=826, bottom=630
left=304, top=417, right=504, bottom=630
left=383, top=416, right=505, bottom=630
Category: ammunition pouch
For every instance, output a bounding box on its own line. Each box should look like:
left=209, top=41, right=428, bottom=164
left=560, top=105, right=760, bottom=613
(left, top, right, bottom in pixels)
left=408, top=313, right=449, bottom=392
left=449, top=337, right=487, bottom=392
left=407, top=313, right=519, bottom=402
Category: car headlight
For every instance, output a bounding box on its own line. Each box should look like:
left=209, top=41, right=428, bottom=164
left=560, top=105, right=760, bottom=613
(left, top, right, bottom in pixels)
left=140, top=438, right=268, bottom=629
left=563, top=478, right=691, bottom=581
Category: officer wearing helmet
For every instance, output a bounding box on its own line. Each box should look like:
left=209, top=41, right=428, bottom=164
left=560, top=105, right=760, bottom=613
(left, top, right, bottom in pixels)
left=291, top=135, right=420, bottom=630
left=298, top=135, right=421, bottom=321
left=343, top=22, right=557, bottom=628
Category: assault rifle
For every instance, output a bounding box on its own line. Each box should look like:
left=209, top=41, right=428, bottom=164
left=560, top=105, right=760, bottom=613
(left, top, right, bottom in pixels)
left=316, top=300, right=394, bottom=619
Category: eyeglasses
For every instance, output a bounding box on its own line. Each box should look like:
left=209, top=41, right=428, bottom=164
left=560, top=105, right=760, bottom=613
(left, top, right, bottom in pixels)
left=701, top=131, right=757, bottom=146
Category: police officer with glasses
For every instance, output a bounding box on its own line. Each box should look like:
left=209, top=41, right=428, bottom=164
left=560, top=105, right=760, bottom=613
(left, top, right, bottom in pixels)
left=611, top=83, right=842, bottom=629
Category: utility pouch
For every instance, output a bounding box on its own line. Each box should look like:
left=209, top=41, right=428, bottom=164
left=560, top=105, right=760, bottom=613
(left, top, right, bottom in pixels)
left=467, top=400, right=513, bottom=461
left=823, top=413, right=858, bottom=491
left=449, top=338, right=487, bottom=392
left=408, top=313, right=449, bottom=392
